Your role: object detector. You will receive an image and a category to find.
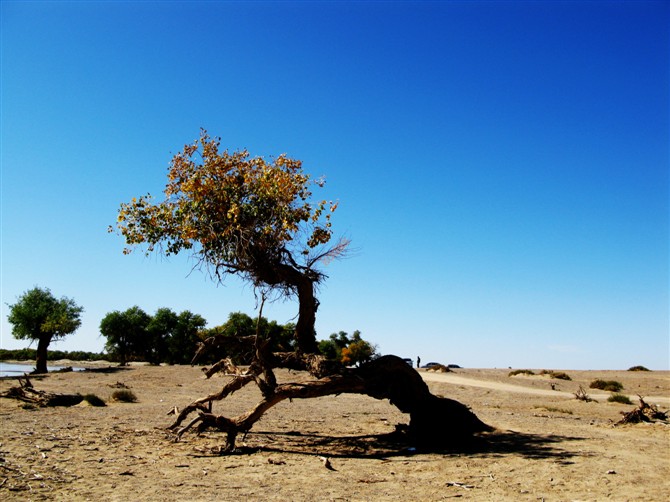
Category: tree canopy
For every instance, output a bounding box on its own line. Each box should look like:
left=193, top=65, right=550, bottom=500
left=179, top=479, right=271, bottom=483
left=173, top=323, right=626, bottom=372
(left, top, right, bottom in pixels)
left=113, top=130, right=347, bottom=353
left=7, top=287, right=83, bottom=373
left=111, top=132, right=491, bottom=451
left=99, top=306, right=150, bottom=365
left=100, top=307, right=206, bottom=365
left=200, top=312, right=295, bottom=365
left=318, top=330, right=378, bottom=367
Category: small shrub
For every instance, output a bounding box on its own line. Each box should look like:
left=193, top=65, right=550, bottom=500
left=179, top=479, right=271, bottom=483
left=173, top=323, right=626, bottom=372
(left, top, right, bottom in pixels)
left=628, top=365, right=650, bottom=372
left=83, top=394, right=106, bottom=407
left=508, top=369, right=535, bottom=377
left=111, top=390, right=137, bottom=403
left=534, top=405, right=573, bottom=415
left=590, top=379, right=623, bottom=392
left=608, top=393, right=633, bottom=405
left=539, top=370, right=572, bottom=381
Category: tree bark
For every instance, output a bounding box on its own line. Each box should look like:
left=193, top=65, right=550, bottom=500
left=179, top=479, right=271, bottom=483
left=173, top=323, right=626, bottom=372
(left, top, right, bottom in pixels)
left=34, top=336, right=51, bottom=374
left=253, top=259, right=320, bottom=354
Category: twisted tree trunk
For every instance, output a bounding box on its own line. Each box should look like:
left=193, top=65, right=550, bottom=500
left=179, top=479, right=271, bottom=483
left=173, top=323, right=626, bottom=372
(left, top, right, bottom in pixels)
left=170, top=354, right=491, bottom=451
left=294, top=278, right=319, bottom=353
left=177, top=257, right=490, bottom=452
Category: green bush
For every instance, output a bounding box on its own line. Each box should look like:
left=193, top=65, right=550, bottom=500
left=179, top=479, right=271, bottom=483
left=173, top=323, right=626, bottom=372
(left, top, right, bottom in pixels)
left=539, top=370, right=572, bottom=380
left=590, top=379, right=623, bottom=392
left=608, top=393, right=632, bottom=405
left=111, top=390, right=137, bottom=403
left=83, top=394, right=106, bottom=407
left=508, top=369, right=535, bottom=377
left=627, top=365, right=650, bottom=372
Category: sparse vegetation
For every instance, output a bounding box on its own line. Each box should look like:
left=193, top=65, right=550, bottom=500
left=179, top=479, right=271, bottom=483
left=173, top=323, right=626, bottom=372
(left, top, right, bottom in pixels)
left=628, top=365, right=650, bottom=372
left=111, top=390, right=137, bottom=403
left=534, top=405, right=573, bottom=415
left=539, top=370, right=572, bottom=380
left=508, top=369, right=535, bottom=377
left=608, top=393, right=633, bottom=405
left=590, top=379, right=624, bottom=392
left=83, top=394, right=106, bottom=406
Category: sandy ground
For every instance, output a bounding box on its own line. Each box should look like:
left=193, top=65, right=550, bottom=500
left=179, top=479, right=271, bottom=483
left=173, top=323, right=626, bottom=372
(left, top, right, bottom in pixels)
left=0, top=362, right=668, bottom=501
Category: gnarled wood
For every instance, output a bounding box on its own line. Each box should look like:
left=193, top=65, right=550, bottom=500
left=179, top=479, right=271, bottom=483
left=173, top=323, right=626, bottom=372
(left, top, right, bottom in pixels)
left=170, top=355, right=491, bottom=451
left=616, top=396, right=669, bottom=425
left=0, top=375, right=84, bottom=407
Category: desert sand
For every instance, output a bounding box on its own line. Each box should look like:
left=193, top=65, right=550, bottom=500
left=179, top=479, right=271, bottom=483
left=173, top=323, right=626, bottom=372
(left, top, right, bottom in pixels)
left=1, top=363, right=668, bottom=501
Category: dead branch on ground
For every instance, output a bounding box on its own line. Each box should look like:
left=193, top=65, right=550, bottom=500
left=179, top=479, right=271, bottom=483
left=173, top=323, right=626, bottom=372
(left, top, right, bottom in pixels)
left=616, top=396, right=669, bottom=425
left=0, top=375, right=83, bottom=407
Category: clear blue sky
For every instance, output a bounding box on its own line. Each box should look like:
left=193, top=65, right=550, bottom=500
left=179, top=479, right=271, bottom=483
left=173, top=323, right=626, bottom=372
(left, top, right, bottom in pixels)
left=1, top=1, right=668, bottom=370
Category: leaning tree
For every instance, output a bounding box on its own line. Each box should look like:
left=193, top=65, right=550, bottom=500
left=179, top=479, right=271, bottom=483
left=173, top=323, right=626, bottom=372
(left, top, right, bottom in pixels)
left=113, top=130, right=490, bottom=451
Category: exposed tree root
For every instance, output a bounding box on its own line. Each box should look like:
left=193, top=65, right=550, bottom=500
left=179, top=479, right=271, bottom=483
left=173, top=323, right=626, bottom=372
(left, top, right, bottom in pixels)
left=169, top=354, right=492, bottom=452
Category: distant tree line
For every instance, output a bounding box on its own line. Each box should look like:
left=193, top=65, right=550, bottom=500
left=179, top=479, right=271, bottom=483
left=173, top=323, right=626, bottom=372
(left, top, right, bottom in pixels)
left=0, top=348, right=112, bottom=362
left=99, top=308, right=379, bottom=367
left=99, top=307, right=207, bottom=365
left=5, top=287, right=379, bottom=370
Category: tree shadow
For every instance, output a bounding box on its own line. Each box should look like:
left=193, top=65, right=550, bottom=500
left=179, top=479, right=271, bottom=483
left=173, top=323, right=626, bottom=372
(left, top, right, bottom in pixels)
left=195, top=428, right=587, bottom=462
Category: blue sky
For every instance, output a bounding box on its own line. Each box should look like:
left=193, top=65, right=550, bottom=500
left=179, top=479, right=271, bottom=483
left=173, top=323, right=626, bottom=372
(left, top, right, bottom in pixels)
left=1, top=1, right=667, bottom=369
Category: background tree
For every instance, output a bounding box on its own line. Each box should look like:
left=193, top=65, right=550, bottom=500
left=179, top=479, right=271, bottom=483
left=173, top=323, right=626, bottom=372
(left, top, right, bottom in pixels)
left=7, top=287, right=83, bottom=373
left=113, top=130, right=347, bottom=353
left=101, top=307, right=206, bottom=365
left=340, top=331, right=378, bottom=367
left=99, top=310, right=128, bottom=364
left=100, top=306, right=151, bottom=365
left=200, top=312, right=294, bottom=365
left=318, top=331, right=352, bottom=361
left=165, top=311, right=207, bottom=364
left=319, top=330, right=378, bottom=366
left=146, top=307, right=178, bottom=364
